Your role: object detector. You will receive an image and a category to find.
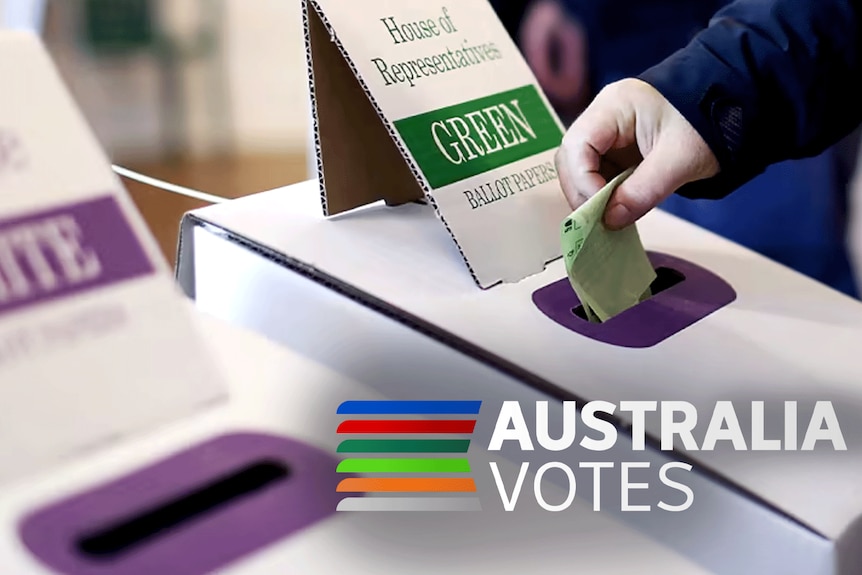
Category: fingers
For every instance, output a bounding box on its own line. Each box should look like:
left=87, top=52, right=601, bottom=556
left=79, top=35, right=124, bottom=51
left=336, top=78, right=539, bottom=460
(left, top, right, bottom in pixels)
left=604, top=141, right=691, bottom=229
left=603, top=102, right=721, bottom=229
left=555, top=146, right=606, bottom=209
left=555, top=78, right=719, bottom=229
left=555, top=93, right=629, bottom=209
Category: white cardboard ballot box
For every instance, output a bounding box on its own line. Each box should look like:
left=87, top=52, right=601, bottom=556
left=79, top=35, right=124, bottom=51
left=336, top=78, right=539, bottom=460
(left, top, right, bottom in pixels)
left=0, top=30, right=228, bottom=487
left=3, top=311, right=731, bottom=575
left=179, top=0, right=862, bottom=571
left=0, top=30, right=719, bottom=575
left=178, top=178, right=862, bottom=575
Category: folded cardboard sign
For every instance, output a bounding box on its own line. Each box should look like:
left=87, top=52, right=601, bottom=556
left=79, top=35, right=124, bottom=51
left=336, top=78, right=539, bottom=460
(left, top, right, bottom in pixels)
left=305, top=0, right=571, bottom=288
left=0, top=32, right=226, bottom=487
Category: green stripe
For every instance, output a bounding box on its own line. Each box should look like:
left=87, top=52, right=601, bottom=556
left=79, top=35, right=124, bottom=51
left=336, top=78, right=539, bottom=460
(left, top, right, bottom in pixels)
left=336, top=440, right=470, bottom=453
left=394, top=84, right=562, bottom=189
left=336, top=458, right=471, bottom=473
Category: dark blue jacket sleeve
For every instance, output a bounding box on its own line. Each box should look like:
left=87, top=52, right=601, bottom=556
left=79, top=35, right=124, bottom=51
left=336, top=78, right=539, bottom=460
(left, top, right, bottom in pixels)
left=637, top=0, right=862, bottom=199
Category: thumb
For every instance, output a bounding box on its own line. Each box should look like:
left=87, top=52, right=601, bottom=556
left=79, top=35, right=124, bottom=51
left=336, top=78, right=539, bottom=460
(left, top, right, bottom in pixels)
left=603, top=139, right=699, bottom=230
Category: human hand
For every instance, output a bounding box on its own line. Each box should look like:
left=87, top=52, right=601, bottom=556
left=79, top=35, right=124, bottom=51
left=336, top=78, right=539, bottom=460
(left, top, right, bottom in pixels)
left=555, top=78, right=720, bottom=229
left=519, top=0, right=588, bottom=116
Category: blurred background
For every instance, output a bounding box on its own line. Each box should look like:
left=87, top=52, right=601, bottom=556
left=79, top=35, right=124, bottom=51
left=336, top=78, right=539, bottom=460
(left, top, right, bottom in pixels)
left=1, top=0, right=861, bottom=295
left=1, top=0, right=312, bottom=265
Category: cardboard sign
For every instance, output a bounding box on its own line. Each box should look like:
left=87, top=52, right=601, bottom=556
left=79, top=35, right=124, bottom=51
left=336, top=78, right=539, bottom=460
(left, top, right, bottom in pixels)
left=304, top=0, right=571, bottom=288
left=0, top=32, right=226, bottom=485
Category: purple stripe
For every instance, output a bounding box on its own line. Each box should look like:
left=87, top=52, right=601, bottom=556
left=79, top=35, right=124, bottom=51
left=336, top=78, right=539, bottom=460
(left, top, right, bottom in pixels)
left=0, top=196, right=154, bottom=317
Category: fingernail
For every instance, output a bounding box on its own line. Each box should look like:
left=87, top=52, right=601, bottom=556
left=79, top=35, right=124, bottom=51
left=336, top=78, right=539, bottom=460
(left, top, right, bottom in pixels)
left=605, top=203, right=631, bottom=229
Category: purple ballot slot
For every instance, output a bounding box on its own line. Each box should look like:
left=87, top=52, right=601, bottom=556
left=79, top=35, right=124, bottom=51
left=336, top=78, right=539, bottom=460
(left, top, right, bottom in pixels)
left=19, top=432, right=346, bottom=575
left=532, top=252, right=736, bottom=348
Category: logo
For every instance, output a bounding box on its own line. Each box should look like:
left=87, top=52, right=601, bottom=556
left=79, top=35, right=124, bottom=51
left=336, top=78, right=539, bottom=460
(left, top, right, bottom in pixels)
left=336, top=399, right=847, bottom=514
left=335, top=400, right=482, bottom=511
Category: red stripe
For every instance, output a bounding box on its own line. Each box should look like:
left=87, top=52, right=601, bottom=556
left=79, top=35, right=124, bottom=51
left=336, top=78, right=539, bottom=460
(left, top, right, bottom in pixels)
left=336, top=420, right=476, bottom=434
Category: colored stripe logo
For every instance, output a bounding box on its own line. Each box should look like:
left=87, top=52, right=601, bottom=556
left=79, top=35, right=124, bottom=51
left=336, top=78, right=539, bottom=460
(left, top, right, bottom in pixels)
left=335, top=401, right=481, bottom=512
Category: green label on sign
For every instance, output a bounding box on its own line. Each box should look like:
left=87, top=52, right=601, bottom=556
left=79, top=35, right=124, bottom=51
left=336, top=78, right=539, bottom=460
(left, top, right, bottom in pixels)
left=394, top=85, right=563, bottom=189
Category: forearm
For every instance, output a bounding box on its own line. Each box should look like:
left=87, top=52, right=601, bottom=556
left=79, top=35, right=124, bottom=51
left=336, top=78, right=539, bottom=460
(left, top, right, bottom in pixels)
left=637, top=0, right=862, bottom=199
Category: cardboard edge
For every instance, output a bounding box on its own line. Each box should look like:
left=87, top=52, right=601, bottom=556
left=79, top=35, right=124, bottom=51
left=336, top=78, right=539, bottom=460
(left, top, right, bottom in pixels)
left=176, top=212, right=204, bottom=299
left=302, top=0, right=496, bottom=290
left=302, top=0, right=425, bottom=215
left=182, top=216, right=826, bottom=541
left=301, top=0, right=333, bottom=217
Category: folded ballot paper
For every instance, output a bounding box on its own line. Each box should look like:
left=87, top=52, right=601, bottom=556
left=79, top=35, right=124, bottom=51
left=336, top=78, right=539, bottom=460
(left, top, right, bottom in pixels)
left=560, top=167, right=656, bottom=322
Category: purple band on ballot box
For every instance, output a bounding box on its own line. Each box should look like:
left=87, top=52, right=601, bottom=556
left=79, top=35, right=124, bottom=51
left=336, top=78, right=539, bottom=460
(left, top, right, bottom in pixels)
left=0, top=196, right=154, bottom=318
left=532, top=252, right=736, bottom=348
left=19, top=432, right=344, bottom=575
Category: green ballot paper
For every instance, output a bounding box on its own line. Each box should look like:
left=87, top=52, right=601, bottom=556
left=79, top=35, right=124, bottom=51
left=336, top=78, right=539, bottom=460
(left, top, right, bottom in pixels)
left=560, top=167, right=656, bottom=323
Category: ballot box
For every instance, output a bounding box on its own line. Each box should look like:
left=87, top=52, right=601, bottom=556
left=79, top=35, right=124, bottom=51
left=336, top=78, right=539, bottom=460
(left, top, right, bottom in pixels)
left=178, top=177, right=862, bottom=575
left=179, top=0, right=862, bottom=570
left=6, top=310, right=739, bottom=575
left=0, top=29, right=724, bottom=575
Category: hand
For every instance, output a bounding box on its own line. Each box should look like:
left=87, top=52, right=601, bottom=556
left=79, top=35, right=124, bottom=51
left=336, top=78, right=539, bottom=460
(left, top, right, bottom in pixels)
left=519, top=0, right=588, bottom=116
left=555, top=78, right=720, bottom=229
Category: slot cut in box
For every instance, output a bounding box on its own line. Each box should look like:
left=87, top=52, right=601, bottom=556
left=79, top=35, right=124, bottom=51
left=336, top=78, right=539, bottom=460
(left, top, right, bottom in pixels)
left=533, top=252, right=737, bottom=348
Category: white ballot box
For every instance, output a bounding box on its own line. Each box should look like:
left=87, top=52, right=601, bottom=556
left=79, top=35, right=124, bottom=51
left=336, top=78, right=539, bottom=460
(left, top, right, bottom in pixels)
left=0, top=30, right=228, bottom=485
left=3, top=312, right=728, bottom=575
left=178, top=178, right=862, bottom=575
left=0, top=29, right=717, bottom=575
left=176, top=0, right=862, bottom=570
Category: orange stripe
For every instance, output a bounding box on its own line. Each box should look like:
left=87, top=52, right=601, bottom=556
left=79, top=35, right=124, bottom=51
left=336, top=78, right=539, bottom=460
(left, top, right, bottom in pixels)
left=336, top=477, right=476, bottom=493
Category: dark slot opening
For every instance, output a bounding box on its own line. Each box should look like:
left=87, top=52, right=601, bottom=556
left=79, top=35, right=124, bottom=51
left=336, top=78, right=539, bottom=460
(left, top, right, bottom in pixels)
left=76, top=460, right=290, bottom=559
left=571, top=267, right=686, bottom=321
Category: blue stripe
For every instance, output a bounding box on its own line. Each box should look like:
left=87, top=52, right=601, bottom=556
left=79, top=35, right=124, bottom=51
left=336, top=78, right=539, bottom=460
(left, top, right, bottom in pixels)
left=337, top=401, right=482, bottom=415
